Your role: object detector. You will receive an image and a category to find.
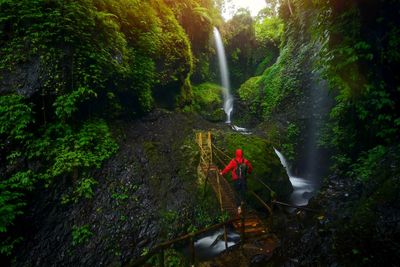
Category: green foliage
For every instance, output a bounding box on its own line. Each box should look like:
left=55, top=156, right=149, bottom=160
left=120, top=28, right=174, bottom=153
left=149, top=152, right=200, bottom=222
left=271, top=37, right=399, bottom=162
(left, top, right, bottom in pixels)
left=0, top=181, right=25, bottom=233
left=74, top=177, right=98, bottom=200
left=160, top=209, right=180, bottom=239
left=192, top=83, right=224, bottom=121
left=238, top=76, right=261, bottom=117
left=0, top=94, right=33, bottom=142
left=221, top=5, right=281, bottom=88
left=6, top=171, right=35, bottom=191
left=111, top=193, right=129, bottom=201
left=259, top=41, right=305, bottom=118
left=165, top=0, right=215, bottom=53
left=54, top=87, right=97, bottom=120
left=1, top=112, right=117, bottom=255
left=46, top=120, right=118, bottom=179
left=350, top=146, right=387, bottom=182
left=61, top=176, right=98, bottom=204
left=255, top=51, right=277, bottom=75
left=238, top=76, right=261, bottom=102
left=152, top=0, right=193, bottom=86
left=281, top=123, right=300, bottom=161
left=218, top=211, right=230, bottom=222
left=223, top=9, right=257, bottom=88
left=0, top=95, right=35, bottom=251
left=313, top=0, right=400, bottom=176
left=255, top=16, right=284, bottom=44
left=330, top=146, right=400, bottom=266
left=164, top=249, right=187, bottom=267
left=71, top=225, right=93, bottom=246
left=0, top=237, right=22, bottom=256
left=165, top=0, right=219, bottom=84
left=0, top=0, right=214, bottom=259
left=193, top=83, right=222, bottom=105
left=144, top=248, right=188, bottom=267
left=0, top=0, right=199, bottom=116
left=191, top=188, right=219, bottom=229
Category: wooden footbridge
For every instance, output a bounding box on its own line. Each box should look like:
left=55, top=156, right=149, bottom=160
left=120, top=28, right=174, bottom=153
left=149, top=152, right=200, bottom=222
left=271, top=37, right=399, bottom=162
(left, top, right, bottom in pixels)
left=128, top=131, right=282, bottom=266
left=196, top=131, right=271, bottom=236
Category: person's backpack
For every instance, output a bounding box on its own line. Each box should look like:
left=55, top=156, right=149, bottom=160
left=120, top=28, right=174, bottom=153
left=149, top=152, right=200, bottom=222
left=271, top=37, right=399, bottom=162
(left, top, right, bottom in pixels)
left=235, top=159, right=248, bottom=179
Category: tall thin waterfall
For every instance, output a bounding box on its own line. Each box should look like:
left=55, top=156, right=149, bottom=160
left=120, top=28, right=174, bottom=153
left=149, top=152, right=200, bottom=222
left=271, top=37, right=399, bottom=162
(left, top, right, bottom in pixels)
left=213, top=27, right=233, bottom=123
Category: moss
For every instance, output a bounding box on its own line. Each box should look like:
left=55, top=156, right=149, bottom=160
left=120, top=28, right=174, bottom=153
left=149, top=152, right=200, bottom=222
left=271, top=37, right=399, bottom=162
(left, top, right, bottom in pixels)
left=141, top=141, right=163, bottom=187
left=192, top=83, right=224, bottom=122
left=237, top=76, right=262, bottom=123
left=151, top=0, right=194, bottom=107
left=238, top=76, right=261, bottom=103
left=258, top=41, right=305, bottom=118
left=175, top=77, right=193, bottom=108
left=255, top=51, right=277, bottom=75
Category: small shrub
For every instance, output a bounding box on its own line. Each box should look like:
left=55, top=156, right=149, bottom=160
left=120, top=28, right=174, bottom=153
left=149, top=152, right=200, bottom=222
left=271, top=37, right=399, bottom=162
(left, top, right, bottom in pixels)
left=72, top=225, right=93, bottom=246
left=351, top=145, right=387, bottom=182
left=74, top=177, right=98, bottom=201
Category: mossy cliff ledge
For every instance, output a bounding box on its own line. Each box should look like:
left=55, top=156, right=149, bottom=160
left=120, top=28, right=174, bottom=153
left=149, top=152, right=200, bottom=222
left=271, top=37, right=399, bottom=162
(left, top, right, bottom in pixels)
left=192, top=82, right=225, bottom=122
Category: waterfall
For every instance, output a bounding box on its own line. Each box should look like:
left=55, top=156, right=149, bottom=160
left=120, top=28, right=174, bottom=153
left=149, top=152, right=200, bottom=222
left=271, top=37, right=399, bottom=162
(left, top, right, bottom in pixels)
left=213, top=27, right=233, bottom=123
left=273, top=148, right=293, bottom=177
left=273, top=148, right=315, bottom=207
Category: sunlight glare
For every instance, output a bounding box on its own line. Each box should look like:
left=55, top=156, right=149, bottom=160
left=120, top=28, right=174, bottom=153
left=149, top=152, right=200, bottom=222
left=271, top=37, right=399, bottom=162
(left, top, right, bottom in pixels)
left=222, top=0, right=266, bottom=20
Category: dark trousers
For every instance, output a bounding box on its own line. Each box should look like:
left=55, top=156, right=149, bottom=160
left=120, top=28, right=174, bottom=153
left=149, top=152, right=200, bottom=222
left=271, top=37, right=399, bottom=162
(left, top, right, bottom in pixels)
left=233, top=178, right=247, bottom=207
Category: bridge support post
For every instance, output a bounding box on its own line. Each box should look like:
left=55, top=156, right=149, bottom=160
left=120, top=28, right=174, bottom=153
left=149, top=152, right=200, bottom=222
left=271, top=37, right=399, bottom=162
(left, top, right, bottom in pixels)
left=240, top=214, right=245, bottom=246
left=190, top=235, right=195, bottom=266
left=223, top=225, right=228, bottom=249
left=158, top=249, right=164, bottom=267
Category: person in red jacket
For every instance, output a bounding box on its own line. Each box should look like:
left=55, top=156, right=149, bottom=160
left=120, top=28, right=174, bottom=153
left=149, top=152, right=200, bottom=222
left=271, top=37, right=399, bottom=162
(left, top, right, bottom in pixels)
left=219, top=149, right=253, bottom=215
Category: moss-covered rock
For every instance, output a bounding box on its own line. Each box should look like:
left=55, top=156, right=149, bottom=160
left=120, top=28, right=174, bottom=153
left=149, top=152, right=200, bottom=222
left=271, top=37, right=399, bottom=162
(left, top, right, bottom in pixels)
left=192, top=83, right=225, bottom=122
left=213, top=131, right=292, bottom=208
left=233, top=76, right=263, bottom=126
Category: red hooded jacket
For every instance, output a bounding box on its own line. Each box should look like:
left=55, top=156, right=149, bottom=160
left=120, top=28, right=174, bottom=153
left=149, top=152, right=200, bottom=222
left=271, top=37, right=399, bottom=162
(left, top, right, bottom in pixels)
left=221, top=149, right=253, bottom=180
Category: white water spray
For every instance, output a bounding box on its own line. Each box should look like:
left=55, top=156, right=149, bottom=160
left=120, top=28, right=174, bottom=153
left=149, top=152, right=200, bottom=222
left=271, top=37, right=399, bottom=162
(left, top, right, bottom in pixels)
left=213, top=27, right=234, bottom=123
left=274, top=148, right=315, bottom=207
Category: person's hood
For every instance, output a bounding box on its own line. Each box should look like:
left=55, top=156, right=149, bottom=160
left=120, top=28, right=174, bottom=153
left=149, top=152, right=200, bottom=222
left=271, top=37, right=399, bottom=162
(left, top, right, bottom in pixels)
left=235, top=149, right=243, bottom=160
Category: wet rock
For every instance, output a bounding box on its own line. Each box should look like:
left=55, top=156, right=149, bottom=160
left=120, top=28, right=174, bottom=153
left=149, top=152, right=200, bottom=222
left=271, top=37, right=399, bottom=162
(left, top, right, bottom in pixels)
left=14, top=111, right=221, bottom=266
left=0, top=57, right=42, bottom=98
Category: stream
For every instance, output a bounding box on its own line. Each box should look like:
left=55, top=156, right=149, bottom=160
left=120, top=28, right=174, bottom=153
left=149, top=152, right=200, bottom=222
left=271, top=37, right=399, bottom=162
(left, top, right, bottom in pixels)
left=192, top=228, right=240, bottom=260
left=180, top=227, right=240, bottom=261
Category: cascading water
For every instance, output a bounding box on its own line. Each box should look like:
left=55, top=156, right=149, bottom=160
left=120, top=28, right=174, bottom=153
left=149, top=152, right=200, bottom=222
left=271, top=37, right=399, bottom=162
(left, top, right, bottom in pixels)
left=273, top=148, right=315, bottom=207
left=192, top=228, right=239, bottom=260
left=213, top=27, right=234, bottom=123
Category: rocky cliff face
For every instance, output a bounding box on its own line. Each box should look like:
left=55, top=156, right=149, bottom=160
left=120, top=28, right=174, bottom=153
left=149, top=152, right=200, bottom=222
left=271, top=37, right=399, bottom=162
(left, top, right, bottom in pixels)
left=0, top=57, right=42, bottom=98
left=14, top=110, right=205, bottom=266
